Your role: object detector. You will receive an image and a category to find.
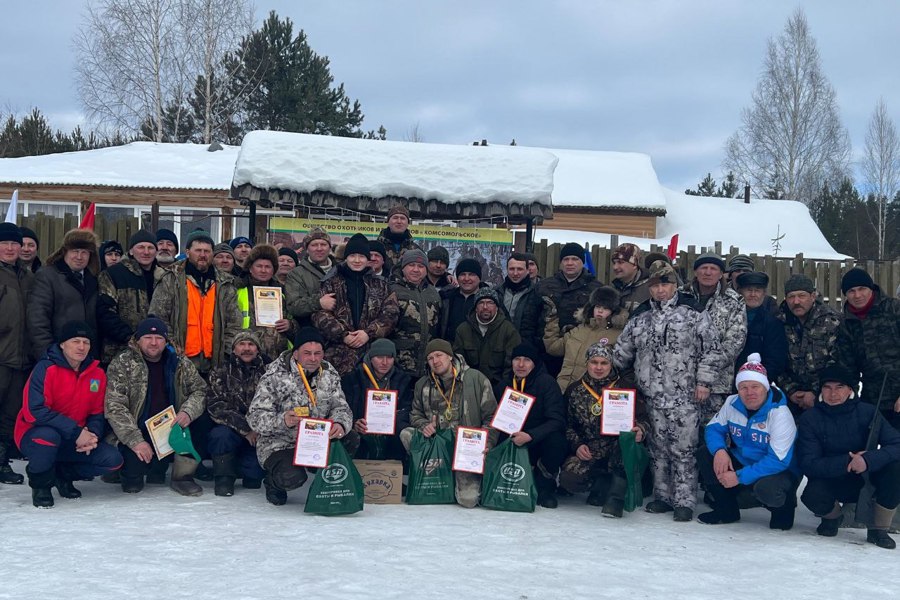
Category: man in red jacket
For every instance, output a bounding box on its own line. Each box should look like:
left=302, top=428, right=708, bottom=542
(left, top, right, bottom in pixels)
left=15, top=321, right=123, bottom=508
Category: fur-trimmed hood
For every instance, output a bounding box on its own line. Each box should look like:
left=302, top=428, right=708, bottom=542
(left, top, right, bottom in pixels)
left=45, top=228, right=100, bottom=275
left=574, top=285, right=623, bottom=326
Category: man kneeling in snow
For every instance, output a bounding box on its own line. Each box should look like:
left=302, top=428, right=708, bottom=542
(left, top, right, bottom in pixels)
left=247, top=327, right=358, bottom=506
left=698, top=354, right=799, bottom=529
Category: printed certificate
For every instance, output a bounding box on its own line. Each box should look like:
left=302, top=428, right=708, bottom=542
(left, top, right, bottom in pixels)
left=364, top=389, right=398, bottom=435
left=145, top=405, right=176, bottom=459
left=293, top=418, right=333, bottom=468
left=253, top=286, right=283, bottom=327
left=490, top=387, right=535, bottom=435
left=452, top=427, right=489, bottom=474
left=600, top=389, right=637, bottom=436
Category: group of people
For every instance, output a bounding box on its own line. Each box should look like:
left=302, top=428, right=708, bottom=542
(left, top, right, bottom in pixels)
left=0, top=205, right=897, bottom=550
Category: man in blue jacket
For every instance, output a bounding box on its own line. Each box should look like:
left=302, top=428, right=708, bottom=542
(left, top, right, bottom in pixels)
left=796, top=364, right=900, bottom=549
left=698, top=353, right=799, bottom=529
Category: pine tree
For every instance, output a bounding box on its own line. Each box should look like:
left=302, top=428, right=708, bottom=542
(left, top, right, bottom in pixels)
left=718, top=172, right=740, bottom=198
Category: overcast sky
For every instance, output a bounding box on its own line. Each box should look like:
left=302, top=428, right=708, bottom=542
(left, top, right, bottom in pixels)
left=2, top=1, right=899, bottom=192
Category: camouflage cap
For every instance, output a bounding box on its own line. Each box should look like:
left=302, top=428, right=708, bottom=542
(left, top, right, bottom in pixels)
left=612, top=243, right=642, bottom=266
left=647, top=260, right=677, bottom=286
left=303, top=227, right=330, bottom=249
left=232, top=330, right=260, bottom=351
left=473, top=287, right=501, bottom=307
left=586, top=339, right=614, bottom=362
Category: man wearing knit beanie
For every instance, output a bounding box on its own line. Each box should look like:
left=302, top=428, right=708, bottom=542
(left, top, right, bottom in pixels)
left=492, top=341, right=567, bottom=508
left=777, top=272, right=842, bottom=414
left=376, top=204, right=422, bottom=270
left=276, top=247, right=299, bottom=285
left=453, top=287, right=520, bottom=387
left=285, top=228, right=335, bottom=329
left=399, top=336, right=498, bottom=508
left=726, top=254, right=755, bottom=291
left=426, top=245, right=455, bottom=291
left=699, top=352, right=799, bottom=529
left=18, top=226, right=41, bottom=272
left=833, top=266, right=900, bottom=416
left=368, top=240, right=390, bottom=278
left=155, top=228, right=179, bottom=268
left=390, top=249, right=441, bottom=377
left=212, top=242, right=235, bottom=273
left=440, top=257, right=487, bottom=344
left=229, top=236, right=254, bottom=272
left=97, top=228, right=163, bottom=365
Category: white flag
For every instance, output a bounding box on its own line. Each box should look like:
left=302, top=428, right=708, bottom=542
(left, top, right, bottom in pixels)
left=4, top=189, right=18, bottom=224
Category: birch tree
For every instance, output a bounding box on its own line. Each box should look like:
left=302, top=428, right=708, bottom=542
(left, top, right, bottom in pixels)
left=862, top=98, right=900, bottom=259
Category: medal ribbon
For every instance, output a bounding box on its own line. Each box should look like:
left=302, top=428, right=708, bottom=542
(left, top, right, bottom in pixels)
left=297, top=363, right=319, bottom=407
left=581, top=376, right=620, bottom=413
left=431, top=367, right=458, bottom=421
left=362, top=363, right=381, bottom=390
left=513, top=377, right=526, bottom=393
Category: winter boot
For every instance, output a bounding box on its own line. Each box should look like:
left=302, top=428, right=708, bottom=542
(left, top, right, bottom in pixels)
left=121, top=475, right=144, bottom=493
left=264, top=476, right=287, bottom=506
left=768, top=498, right=796, bottom=531
left=586, top=473, right=611, bottom=506
left=816, top=515, right=843, bottom=537
left=673, top=507, right=693, bottom=522
left=601, top=475, right=627, bottom=518
left=54, top=464, right=82, bottom=499
left=101, top=470, right=121, bottom=484
left=698, top=506, right=740, bottom=525
left=146, top=462, right=168, bottom=485
left=212, top=453, right=238, bottom=497
left=867, top=504, right=897, bottom=550
left=0, top=441, right=24, bottom=485
left=242, top=478, right=262, bottom=490
left=194, top=461, right=214, bottom=482
left=645, top=499, right=674, bottom=514
left=170, top=455, right=203, bottom=497
left=27, top=467, right=54, bottom=508
left=534, top=461, right=559, bottom=509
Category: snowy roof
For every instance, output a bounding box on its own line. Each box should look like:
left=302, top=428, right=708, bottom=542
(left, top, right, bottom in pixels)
left=230, top=131, right=557, bottom=222
left=0, top=142, right=238, bottom=190
left=524, top=188, right=848, bottom=260
left=537, top=148, right=666, bottom=213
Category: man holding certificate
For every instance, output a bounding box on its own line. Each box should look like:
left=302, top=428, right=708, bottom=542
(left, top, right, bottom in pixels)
left=340, top=339, right=414, bottom=460
left=234, top=244, right=295, bottom=359
left=105, top=317, right=209, bottom=496
left=400, top=339, right=498, bottom=508
left=493, top=343, right=566, bottom=508
left=247, top=327, right=357, bottom=506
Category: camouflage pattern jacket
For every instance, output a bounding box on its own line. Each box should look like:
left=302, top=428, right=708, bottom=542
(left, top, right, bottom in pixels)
left=104, top=343, right=208, bottom=449
left=775, top=299, right=842, bottom=396
left=389, top=273, right=441, bottom=377
left=148, top=261, right=242, bottom=369
left=312, top=265, right=399, bottom=375
left=284, top=257, right=332, bottom=327
left=681, top=281, right=747, bottom=394
left=613, top=268, right=651, bottom=316
left=206, top=352, right=270, bottom=436
left=834, top=288, right=900, bottom=405
left=564, top=369, right=649, bottom=472
left=376, top=228, right=421, bottom=270
left=247, top=351, right=353, bottom=467
left=410, top=355, right=499, bottom=448
left=97, top=258, right=165, bottom=364
left=613, top=293, right=723, bottom=408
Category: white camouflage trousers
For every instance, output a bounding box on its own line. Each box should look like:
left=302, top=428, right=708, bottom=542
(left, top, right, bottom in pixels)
left=647, top=401, right=700, bottom=510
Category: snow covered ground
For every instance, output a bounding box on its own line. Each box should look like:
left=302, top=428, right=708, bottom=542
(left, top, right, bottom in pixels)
left=0, top=461, right=893, bottom=600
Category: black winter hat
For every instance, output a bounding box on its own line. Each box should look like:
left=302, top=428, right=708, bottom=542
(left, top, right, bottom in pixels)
left=20, top=226, right=38, bottom=246
left=511, top=342, right=542, bottom=366
left=455, top=258, right=482, bottom=279
left=427, top=246, right=450, bottom=265
left=369, top=240, right=388, bottom=261
left=134, top=317, right=168, bottom=340
left=59, top=320, right=93, bottom=344
left=156, top=228, right=178, bottom=247
left=784, top=274, right=816, bottom=295
left=294, top=326, right=325, bottom=349
left=278, top=247, right=299, bottom=266
left=0, top=222, right=23, bottom=245
left=344, top=233, right=370, bottom=258
left=818, top=364, right=858, bottom=390
left=590, top=286, right=620, bottom=312
left=129, top=229, right=157, bottom=249
left=559, top=242, right=584, bottom=263
left=841, top=268, right=875, bottom=295
left=736, top=271, right=769, bottom=289
left=693, top=252, right=725, bottom=272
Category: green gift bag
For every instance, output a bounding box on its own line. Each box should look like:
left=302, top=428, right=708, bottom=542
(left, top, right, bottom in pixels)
left=618, top=430, right=650, bottom=512
left=304, top=441, right=365, bottom=516
left=406, top=428, right=456, bottom=505
left=481, top=439, right=536, bottom=513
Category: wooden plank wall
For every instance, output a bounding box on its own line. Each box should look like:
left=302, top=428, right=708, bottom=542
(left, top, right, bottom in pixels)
left=15, top=213, right=141, bottom=261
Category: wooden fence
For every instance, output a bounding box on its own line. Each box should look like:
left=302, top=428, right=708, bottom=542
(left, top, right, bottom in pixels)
left=14, top=213, right=142, bottom=261
left=532, top=237, right=900, bottom=309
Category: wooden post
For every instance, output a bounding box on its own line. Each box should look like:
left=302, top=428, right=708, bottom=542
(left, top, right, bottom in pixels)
left=525, top=218, right=534, bottom=253
left=150, top=202, right=160, bottom=234
left=249, top=200, right=257, bottom=244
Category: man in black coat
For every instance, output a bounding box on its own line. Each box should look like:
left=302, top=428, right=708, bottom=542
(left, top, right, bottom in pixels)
left=494, top=252, right=543, bottom=350
left=734, top=272, right=788, bottom=386
left=796, top=365, right=900, bottom=549
left=341, top=338, right=414, bottom=461
left=494, top=343, right=567, bottom=508
left=440, top=258, right=488, bottom=343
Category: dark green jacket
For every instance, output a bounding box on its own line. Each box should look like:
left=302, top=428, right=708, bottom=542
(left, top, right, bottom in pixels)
left=0, top=261, right=33, bottom=370
left=452, top=310, right=521, bottom=387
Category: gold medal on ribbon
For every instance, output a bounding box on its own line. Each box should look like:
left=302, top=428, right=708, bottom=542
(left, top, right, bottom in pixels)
left=590, top=401, right=603, bottom=416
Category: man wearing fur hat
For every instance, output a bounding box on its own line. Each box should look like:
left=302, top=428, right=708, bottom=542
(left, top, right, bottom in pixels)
left=400, top=338, right=498, bottom=508
left=775, top=274, right=842, bottom=416
left=390, top=249, right=442, bottom=378
left=341, top=338, right=414, bottom=460
left=440, top=258, right=489, bottom=343
left=698, top=353, right=799, bottom=529
left=833, top=267, right=900, bottom=425
left=376, top=205, right=422, bottom=267
left=105, top=317, right=209, bottom=495
left=28, top=228, right=100, bottom=360
left=453, top=288, right=521, bottom=387
left=614, top=260, right=723, bottom=522
left=680, top=252, right=747, bottom=421
left=235, top=244, right=295, bottom=360
left=247, top=327, right=357, bottom=505
left=149, top=229, right=242, bottom=376
left=611, top=243, right=650, bottom=315
left=285, top=226, right=335, bottom=329
left=206, top=330, right=270, bottom=496
left=0, top=223, right=34, bottom=484
left=97, top=230, right=166, bottom=365
left=494, top=252, right=543, bottom=349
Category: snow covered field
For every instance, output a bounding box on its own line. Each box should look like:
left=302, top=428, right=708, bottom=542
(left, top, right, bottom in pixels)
left=0, top=461, right=893, bottom=600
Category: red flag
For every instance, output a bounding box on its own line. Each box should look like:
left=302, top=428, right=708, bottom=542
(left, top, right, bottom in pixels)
left=666, top=234, right=679, bottom=261
left=79, top=203, right=95, bottom=230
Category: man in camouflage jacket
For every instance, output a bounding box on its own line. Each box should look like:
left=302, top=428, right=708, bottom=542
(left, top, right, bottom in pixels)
left=389, top=250, right=441, bottom=378
left=206, top=331, right=270, bottom=495
left=247, top=327, right=358, bottom=505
